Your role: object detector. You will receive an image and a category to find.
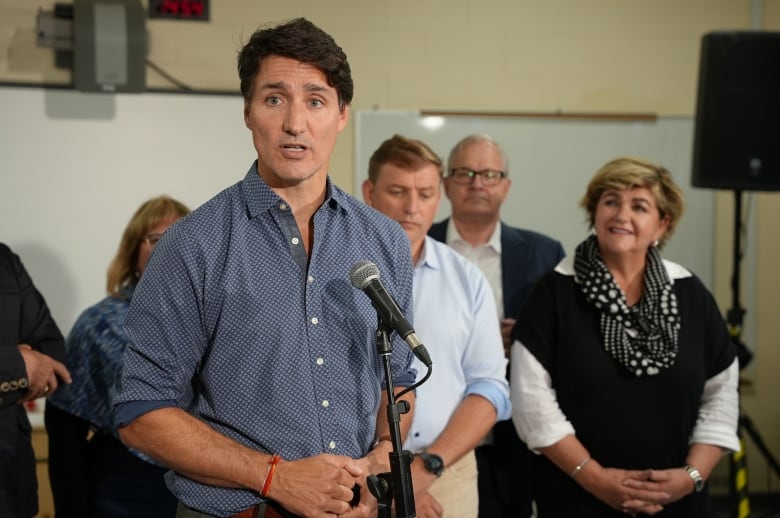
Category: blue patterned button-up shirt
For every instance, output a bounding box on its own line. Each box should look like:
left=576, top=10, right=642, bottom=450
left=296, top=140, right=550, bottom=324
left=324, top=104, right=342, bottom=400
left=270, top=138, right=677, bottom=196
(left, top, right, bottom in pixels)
left=113, top=164, right=416, bottom=516
left=48, top=285, right=135, bottom=434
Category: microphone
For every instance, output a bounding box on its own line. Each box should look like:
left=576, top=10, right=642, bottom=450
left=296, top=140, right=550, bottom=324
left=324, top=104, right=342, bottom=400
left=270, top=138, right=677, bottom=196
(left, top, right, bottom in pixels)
left=349, top=260, right=432, bottom=367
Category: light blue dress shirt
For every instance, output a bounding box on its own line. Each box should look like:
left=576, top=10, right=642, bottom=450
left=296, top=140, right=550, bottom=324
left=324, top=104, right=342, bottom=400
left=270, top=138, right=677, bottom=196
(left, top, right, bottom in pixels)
left=404, top=237, right=510, bottom=452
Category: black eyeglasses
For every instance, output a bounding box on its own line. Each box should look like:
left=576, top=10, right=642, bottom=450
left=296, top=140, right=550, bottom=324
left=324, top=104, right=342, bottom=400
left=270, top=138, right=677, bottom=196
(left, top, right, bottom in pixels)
left=448, top=167, right=506, bottom=185
left=143, top=233, right=164, bottom=247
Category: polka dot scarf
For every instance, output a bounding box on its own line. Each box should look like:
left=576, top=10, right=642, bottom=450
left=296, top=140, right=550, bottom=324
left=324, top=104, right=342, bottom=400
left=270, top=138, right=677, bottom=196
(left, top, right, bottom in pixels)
left=573, top=234, right=680, bottom=377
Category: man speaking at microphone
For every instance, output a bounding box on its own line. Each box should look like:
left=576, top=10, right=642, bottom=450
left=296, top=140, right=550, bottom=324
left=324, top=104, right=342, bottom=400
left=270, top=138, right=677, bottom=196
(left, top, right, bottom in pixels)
left=362, top=135, right=510, bottom=518
left=112, top=18, right=416, bottom=518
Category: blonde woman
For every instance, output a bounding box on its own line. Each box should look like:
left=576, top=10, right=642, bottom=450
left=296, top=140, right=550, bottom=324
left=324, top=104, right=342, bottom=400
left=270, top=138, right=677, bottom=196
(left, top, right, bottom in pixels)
left=45, top=195, right=189, bottom=518
left=511, top=158, right=739, bottom=517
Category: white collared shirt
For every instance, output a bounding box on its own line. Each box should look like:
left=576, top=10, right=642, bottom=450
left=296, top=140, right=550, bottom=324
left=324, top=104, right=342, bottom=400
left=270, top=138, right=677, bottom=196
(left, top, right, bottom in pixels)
left=446, top=219, right=505, bottom=318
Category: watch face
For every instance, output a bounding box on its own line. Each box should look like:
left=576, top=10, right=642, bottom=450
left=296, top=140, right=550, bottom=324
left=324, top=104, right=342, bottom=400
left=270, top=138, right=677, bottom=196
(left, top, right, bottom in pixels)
left=686, top=466, right=704, bottom=492
left=419, top=452, right=444, bottom=476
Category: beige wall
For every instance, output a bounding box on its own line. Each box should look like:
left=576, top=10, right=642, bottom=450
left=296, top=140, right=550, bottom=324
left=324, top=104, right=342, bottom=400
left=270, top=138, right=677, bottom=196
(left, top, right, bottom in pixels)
left=2, top=0, right=779, bottom=495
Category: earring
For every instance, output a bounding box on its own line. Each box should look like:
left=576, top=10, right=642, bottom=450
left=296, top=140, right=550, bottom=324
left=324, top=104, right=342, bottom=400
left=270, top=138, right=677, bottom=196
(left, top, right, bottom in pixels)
left=653, top=240, right=659, bottom=247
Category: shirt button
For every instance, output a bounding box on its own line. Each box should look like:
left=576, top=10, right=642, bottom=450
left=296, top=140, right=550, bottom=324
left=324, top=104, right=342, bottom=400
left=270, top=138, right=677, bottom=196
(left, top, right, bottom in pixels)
left=307, top=275, right=314, bottom=283
left=322, top=400, right=329, bottom=408
left=311, top=317, right=319, bottom=325
left=279, top=203, right=288, bottom=210
left=291, top=237, right=300, bottom=245
left=316, top=358, right=324, bottom=365
left=329, top=441, right=336, bottom=450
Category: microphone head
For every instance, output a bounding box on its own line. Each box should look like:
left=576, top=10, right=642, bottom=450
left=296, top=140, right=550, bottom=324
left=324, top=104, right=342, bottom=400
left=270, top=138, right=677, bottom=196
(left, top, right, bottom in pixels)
left=349, top=260, right=380, bottom=289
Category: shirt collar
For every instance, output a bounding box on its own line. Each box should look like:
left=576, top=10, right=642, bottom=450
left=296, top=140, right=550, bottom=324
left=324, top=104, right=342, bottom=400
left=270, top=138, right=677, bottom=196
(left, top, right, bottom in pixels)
left=446, top=218, right=503, bottom=253
left=242, top=161, right=346, bottom=218
left=555, top=253, right=692, bottom=282
left=415, top=236, right=440, bottom=271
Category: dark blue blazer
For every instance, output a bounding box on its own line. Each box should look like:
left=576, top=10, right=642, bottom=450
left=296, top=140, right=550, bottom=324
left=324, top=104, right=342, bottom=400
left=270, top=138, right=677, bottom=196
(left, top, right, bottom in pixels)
left=428, top=219, right=565, bottom=320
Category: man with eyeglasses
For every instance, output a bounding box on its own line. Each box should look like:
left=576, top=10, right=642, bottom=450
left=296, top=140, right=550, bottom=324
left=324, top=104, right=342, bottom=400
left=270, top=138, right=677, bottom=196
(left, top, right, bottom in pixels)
left=428, top=134, right=564, bottom=518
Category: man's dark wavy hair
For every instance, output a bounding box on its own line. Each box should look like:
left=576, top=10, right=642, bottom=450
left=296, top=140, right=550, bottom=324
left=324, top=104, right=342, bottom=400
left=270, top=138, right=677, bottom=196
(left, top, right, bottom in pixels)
left=238, top=18, right=353, bottom=111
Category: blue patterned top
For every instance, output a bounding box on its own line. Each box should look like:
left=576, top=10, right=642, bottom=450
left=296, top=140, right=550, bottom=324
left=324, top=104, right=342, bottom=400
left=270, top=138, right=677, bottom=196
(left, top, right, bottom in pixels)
left=113, top=163, right=417, bottom=516
left=47, top=285, right=135, bottom=434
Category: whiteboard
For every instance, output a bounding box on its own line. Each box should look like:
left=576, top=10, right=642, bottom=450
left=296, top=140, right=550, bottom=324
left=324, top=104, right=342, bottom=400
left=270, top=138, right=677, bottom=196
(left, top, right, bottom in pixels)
left=0, top=86, right=252, bottom=334
left=354, top=110, right=714, bottom=287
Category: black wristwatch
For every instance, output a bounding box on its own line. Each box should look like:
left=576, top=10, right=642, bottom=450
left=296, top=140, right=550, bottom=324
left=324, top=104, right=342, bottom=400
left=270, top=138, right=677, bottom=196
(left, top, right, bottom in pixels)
left=416, top=451, right=444, bottom=477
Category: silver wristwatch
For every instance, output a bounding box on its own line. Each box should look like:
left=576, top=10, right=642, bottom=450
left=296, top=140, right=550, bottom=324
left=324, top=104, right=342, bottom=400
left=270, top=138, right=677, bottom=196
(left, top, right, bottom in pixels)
left=685, top=465, right=704, bottom=492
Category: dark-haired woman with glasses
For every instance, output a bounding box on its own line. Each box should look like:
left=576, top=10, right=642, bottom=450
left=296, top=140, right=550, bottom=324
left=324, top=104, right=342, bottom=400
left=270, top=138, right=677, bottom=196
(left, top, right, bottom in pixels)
left=45, top=195, right=189, bottom=518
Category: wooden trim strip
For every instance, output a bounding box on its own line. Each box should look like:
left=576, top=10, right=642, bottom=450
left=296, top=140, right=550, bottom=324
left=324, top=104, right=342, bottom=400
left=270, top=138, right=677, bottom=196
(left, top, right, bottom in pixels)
left=419, top=109, right=658, bottom=122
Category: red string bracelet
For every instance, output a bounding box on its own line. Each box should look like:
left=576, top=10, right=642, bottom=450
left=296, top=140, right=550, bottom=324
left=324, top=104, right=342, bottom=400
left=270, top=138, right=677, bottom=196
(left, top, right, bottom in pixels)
left=261, top=454, right=282, bottom=498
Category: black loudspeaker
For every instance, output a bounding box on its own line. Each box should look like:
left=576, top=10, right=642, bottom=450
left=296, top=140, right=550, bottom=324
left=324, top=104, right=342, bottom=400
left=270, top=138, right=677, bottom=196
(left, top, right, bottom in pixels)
left=691, top=31, right=780, bottom=191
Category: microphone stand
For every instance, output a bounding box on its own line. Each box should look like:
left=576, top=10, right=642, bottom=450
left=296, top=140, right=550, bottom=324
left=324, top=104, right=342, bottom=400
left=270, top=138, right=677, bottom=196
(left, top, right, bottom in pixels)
left=368, top=317, right=416, bottom=518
